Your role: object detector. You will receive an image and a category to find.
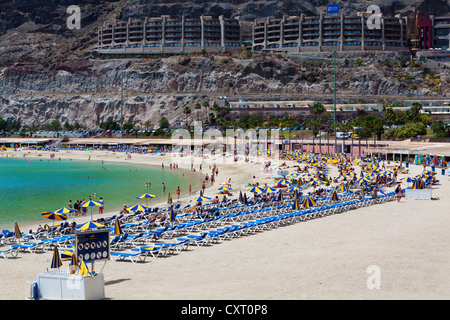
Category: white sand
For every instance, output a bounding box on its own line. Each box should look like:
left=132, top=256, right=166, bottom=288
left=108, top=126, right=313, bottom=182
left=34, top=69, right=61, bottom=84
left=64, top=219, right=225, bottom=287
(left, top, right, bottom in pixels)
left=1, top=148, right=449, bottom=300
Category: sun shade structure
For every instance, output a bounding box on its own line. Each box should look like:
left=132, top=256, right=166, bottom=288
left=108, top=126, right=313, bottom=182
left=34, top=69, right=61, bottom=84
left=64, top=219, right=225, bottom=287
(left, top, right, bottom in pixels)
left=54, top=207, right=75, bottom=214
left=76, top=221, right=105, bottom=230
left=293, top=198, right=301, bottom=210
left=51, top=246, right=62, bottom=269
left=190, top=196, right=212, bottom=203
left=41, top=211, right=68, bottom=221
left=114, top=219, right=123, bottom=235
left=128, top=204, right=150, bottom=212
left=301, top=197, right=317, bottom=208
left=330, top=190, right=340, bottom=202
left=248, top=186, right=265, bottom=193
left=14, top=221, right=22, bottom=240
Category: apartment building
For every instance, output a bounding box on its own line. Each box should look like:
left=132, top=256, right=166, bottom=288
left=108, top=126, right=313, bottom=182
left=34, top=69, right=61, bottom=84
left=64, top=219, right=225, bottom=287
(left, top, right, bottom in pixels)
left=97, top=15, right=241, bottom=55
left=252, top=13, right=408, bottom=53
left=419, top=15, right=450, bottom=50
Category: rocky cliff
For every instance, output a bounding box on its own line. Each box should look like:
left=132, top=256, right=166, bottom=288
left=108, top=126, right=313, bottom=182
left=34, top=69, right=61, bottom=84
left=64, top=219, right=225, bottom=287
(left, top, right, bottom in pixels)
left=1, top=52, right=449, bottom=129
left=0, top=0, right=449, bottom=128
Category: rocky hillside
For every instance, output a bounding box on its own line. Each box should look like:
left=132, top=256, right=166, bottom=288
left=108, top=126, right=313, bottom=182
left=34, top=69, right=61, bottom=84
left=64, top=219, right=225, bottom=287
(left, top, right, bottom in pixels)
left=0, top=0, right=449, bottom=129
left=1, top=52, right=449, bottom=129
left=0, top=0, right=449, bottom=68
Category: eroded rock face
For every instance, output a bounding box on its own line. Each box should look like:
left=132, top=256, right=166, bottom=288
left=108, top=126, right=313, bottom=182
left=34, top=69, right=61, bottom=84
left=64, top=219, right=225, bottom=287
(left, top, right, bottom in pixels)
left=1, top=52, right=449, bottom=128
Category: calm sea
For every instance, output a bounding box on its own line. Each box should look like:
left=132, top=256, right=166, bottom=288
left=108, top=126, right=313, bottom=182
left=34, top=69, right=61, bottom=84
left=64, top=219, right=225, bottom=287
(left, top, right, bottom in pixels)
left=0, top=158, right=199, bottom=230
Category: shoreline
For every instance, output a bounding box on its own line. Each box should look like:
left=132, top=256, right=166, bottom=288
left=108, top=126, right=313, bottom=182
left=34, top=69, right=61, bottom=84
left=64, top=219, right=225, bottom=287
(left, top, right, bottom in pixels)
left=1, top=148, right=260, bottom=233
left=0, top=149, right=209, bottom=232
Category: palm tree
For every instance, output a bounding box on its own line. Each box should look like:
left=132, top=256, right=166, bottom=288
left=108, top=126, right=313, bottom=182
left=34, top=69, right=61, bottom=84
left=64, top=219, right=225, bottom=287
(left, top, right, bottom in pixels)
left=203, top=100, right=210, bottom=123
left=194, top=102, right=201, bottom=121
left=183, top=106, right=192, bottom=127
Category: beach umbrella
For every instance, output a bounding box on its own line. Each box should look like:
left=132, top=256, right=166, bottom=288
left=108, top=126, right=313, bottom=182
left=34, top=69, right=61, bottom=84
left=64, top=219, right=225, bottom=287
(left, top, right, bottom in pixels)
left=287, top=186, right=300, bottom=193
left=190, top=196, right=212, bottom=203
left=242, top=193, right=248, bottom=205
left=50, top=246, right=62, bottom=269
left=265, top=187, right=277, bottom=194
left=400, top=177, right=414, bottom=183
left=61, top=249, right=74, bottom=261
left=216, top=186, right=232, bottom=191
left=302, top=197, right=317, bottom=208
left=248, top=186, right=265, bottom=193
left=275, top=179, right=290, bottom=185
left=114, top=219, right=123, bottom=236
left=330, top=190, right=340, bottom=202
left=81, top=200, right=101, bottom=221
left=128, top=204, right=150, bottom=212
left=239, top=191, right=243, bottom=203
left=293, top=198, right=301, bottom=210
left=14, top=221, right=22, bottom=240
left=78, top=260, right=92, bottom=277
left=167, top=193, right=172, bottom=204
left=54, top=207, right=75, bottom=215
left=41, top=211, right=68, bottom=227
left=170, top=206, right=177, bottom=222
left=360, top=188, right=365, bottom=198
left=76, top=221, right=104, bottom=231
left=301, top=173, right=314, bottom=178
left=275, top=190, right=283, bottom=202
left=136, top=193, right=158, bottom=206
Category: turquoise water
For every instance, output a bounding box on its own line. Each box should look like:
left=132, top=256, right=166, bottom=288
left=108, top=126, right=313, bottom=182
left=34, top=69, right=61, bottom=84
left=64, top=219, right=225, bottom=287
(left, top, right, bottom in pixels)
left=0, top=158, right=199, bottom=229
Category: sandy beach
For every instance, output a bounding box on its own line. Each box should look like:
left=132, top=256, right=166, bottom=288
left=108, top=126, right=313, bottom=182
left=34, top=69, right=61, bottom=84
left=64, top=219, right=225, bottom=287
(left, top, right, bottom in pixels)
left=0, top=148, right=449, bottom=300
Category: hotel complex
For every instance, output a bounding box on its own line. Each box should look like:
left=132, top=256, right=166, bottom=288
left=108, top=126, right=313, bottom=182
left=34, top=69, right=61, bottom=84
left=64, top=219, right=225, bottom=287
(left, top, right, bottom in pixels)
left=95, top=13, right=450, bottom=56
left=97, top=15, right=241, bottom=55
left=252, top=13, right=408, bottom=53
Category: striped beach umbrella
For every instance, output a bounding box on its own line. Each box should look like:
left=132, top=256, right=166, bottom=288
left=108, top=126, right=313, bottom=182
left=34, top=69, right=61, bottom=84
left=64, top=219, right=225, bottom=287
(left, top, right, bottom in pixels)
left=54, top=207, right=75, bottom=215
left=61, top=249, right=74, bottom=261
left=167, top=193, right=172, bottom=204
left=265, top=187, right=277, bottom=194
left=302, top=197, right=317, bottom=208
left=76, top=221, right=104, bottom=231
left=190, top=196, right=212, bottom=203
left=330, top=190, right=340, bottom=202
left=293, top=189, right=300, bottom=199
left=242, top=193, right=248, bottom=205
left=78, top=260, right=92, bottom=277
left=41, top=211, right=68, bottom=221
left=277, top=190, right=284, bottom=202
left=215, top=186, right=232, bottom=191
left=136, top=193, right=157, bottom=206
left=360, top=188, right=365, bottom=198
left=51, top=246, right=62, bottom=269
left=114, top=219, right=123, bottom=236
left=275, top=179, right=289, bottom=186
left=248, top=186, right=265, bottom=194
left=170, top=206, right=177, bottom=222
left=81, top=200, right=102, bottom=221
left=14, top=221, right=22, bottom=240
left=136, top=193, right=157, bottom=200
left=128, top=204, right=150, bottom=212
left=293, top=198, right=301, bottom=211
left=338, top=184, right=349, bottom=192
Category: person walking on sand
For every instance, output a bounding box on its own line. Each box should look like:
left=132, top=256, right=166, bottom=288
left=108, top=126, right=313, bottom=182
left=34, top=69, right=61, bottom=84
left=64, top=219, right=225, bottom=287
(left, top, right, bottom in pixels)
left=162, top=182, right=166, bottom=193
left=99, top=197, right=104, bottom=214
left=189, top=184, right=192, bottom=195
left=395, top=184, right=402, bottom=202
left=177, top=186, right=180, bottom=199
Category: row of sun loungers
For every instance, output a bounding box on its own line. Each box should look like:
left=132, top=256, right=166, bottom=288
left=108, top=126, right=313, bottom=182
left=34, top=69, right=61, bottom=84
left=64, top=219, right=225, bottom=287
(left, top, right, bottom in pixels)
left=0, top=188, right=401, bottom=262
